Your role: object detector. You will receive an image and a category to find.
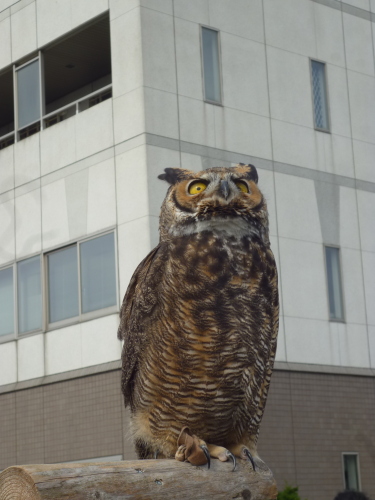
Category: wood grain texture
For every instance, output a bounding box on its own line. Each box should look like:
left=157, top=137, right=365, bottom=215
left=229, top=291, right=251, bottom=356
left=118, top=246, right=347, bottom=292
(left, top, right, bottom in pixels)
left=0, top=459, right=277, bottom=500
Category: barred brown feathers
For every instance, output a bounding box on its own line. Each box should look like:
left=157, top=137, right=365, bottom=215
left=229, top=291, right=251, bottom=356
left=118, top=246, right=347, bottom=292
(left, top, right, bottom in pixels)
left=118, top=164, right=279, bottom=467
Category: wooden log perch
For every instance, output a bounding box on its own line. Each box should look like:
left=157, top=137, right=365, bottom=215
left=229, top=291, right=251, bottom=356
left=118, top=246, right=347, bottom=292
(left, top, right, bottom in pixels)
left=0, top=458, right=277, bottom=500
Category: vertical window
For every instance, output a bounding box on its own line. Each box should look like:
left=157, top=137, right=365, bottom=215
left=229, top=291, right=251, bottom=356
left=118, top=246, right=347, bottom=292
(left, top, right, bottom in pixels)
left=48, top=246, right=79, bottom=324
left=80, top=233, right=117, bottom=314
left=16, top=59, right=41, bottom=132
left=325, top=246, right=344, bottom=321
left=17, top=256, right=42, bottom=334
left=0, top=267, right=14, bottom=337
left=0, top=69, right=15, bottom=149
left=201, top=27, right=222, bottom=104
left=343, top=454, right=360, bottom=491
left=311, top=60, right=329, bottom=131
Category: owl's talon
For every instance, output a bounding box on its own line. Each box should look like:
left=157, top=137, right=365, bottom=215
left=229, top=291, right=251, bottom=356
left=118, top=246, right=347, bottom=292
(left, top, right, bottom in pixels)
left=226, top=451, right=236, bottom=471
left=200, top=445, right=211, bottom=469
left=244, top=448, right=256, bottom=470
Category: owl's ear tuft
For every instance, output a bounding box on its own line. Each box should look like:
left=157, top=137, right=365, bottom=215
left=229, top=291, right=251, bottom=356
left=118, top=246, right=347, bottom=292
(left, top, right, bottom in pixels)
left=158, top=168, right=192, bottom=185
left=235, top=164, right=259, bottom=184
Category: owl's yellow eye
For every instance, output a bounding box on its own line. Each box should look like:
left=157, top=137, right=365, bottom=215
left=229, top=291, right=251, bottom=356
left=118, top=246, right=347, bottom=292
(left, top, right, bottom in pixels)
left=188, top=181, right=207, bottom=195
left=235, top=181, right=249, bottom=193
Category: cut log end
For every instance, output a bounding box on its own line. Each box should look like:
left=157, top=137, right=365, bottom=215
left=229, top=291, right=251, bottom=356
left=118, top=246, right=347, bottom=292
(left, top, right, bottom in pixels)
left=0, top=459, right=278, bottom=500
left=0, top=467, right=41, bottom=500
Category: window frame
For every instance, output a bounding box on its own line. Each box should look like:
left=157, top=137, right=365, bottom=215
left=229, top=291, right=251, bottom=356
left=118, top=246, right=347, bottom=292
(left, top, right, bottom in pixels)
left=0, top=230, right=119, bottom=344
left=323, top=245, right=345, bottom=323
left=200, top=25, right=223, bottom=106
left=44, top=230, right=119, bottom=332
left=342, top=453, right=361, bottom=491
left=0, top=13, right=112, bottom=148
left=310, top=58, right=331, bottom=133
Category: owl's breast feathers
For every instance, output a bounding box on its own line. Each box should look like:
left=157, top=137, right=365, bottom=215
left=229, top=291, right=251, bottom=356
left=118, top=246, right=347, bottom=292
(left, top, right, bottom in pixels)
left=118, top=231, right=278, bottom=441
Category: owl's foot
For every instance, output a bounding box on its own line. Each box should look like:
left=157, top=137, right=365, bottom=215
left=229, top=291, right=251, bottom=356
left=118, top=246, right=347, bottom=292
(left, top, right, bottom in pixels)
left=175, top=427, right=236, bottom=470
left=227, top=444, right=256, bottom=471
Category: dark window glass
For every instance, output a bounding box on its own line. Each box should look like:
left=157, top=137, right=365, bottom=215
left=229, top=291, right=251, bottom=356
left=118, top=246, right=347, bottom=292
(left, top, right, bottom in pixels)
left=17, top=256, right=42, bottom=333
left=325, top=247, right=344, bottom=321
left=202, top=28, right=221, bottom=103
left=0, top=267, right=14, bottom=336
left=311, top=60, right=329, bottom=131
left=48, top=246, right=79, bottom=323
left=80, top=233, right=117, bottom=314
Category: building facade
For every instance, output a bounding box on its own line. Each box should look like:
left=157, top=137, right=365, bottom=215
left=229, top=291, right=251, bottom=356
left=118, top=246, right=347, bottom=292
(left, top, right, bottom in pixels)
left=0, top=0, right=375, bottom=498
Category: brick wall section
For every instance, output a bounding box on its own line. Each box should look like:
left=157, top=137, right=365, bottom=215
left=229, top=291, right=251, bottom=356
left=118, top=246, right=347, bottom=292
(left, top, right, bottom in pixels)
left=1, top=369, right=375, bottom=500
left=258, top=371, right=375, bottom=500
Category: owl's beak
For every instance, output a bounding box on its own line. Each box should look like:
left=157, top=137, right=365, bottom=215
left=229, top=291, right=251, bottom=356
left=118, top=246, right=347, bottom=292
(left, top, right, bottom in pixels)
left=218, top=180, right=230, bottom=200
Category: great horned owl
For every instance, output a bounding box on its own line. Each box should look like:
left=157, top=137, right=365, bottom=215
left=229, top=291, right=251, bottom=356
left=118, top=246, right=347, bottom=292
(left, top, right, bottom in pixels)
left=118, top=164, right=279, bottom=470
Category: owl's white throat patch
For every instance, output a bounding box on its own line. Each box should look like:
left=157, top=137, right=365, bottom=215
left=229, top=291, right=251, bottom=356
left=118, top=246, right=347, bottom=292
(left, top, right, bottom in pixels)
left=171, top=217, right=259, bottom=239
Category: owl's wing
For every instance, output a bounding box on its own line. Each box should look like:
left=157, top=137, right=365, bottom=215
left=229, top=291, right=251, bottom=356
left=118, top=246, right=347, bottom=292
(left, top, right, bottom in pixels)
left=117, top=244, right=164, bottom=407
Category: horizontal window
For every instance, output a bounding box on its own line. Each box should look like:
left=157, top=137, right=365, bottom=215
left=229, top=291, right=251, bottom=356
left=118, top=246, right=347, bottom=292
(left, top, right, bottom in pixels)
left=0, top=13, right=111, bottom=148
left=47, top=233, right=117, bottom=326
left=0, top=231, right=117, bottom=342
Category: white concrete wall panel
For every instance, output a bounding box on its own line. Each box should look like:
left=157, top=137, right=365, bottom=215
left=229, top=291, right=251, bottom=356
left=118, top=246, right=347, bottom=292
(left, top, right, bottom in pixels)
left=173, top=0, right=209, bottom=25
left=327, top=65, right=352, bottom=139
left=17, top=333, right=44, bottom=381
left=357, top=190, right=375, bottom=252
left=314, top=133, right=354, bottom=178
left=341, top=248, right=367, bottom=325
left=141, top=8, right=176, bottom=93
left=36, top=0, right=72, bottom=47
left=267, top=47, right=314, bottom=128
left=339, top=187, right=361, bottom=251
left=116, top=145, right=149, bottom=225
left=221, top=33, right=269, bottom=117
left=45, top=324, right=82, bottom=375
left=0, top=16, right=11, bottom=70
left=279, top=238, right=328, bottom=321
left=208, top=0, right=264, bottom=44
left=178, top=96, right=215, bottom=147
left=87, top=158, right=116, bottom=234
left=284, top=316, right=332, bottom=365
left=264, top=0, right=316, bottom=57
left=338, top=323, right=370, bottom=368
left=14, top=134, right=40, bottom=187
left=113, top=88, right=145, bottom=144
left=343, top=13, right=374, bottom=77
left=353, top=140, right=375, bottom=183
left=274, top=174, right=322, bottom=243
left=145, top=145, right=180, bottom=217
left=347, top=71, right=375, bottom=144
left=144, top=87, right=179, bottom=139
left=109, top=0, right=139, bottom=19
left=214, top=106, right=272, bottom=159
left=0, top=146, right=14, bottom=194
left=0, top=0, right=17, bottom=11
left=40, top=118, right=77, bottom=176
left=275, top=316, right=286, bottom=362
left=271, top=120, right=317, bottom=170
left=313, top=3, right=345, bottom=68
left=81, top=315, right=121, bottom=367
left=117, top=216, right=151, bottom=297
left=174, top=18, right=203, bottom=101
left=0, top=341, right=17, bottom=386
left=75, top=100, right=114, bottom=162
left=41, top=179, right=70, bottom=250
left=362, top=251, right=375, bottom=325
left=111, top=7, right=143, bottom=98
left=346, top=0, right=370, bottom=9
left=71, top=0, right=109, bottom=29
left=15, top=188, right=41, bottom=258
left=258, top=169, right=277, bottom=237
left=0, top=198, right=15, bottom=266
left=11, top=3, right=37, bottom=62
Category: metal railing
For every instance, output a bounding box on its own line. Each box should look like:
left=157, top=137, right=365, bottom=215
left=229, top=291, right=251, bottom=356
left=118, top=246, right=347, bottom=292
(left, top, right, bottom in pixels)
left=0, top=84, right=112, bottom=149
